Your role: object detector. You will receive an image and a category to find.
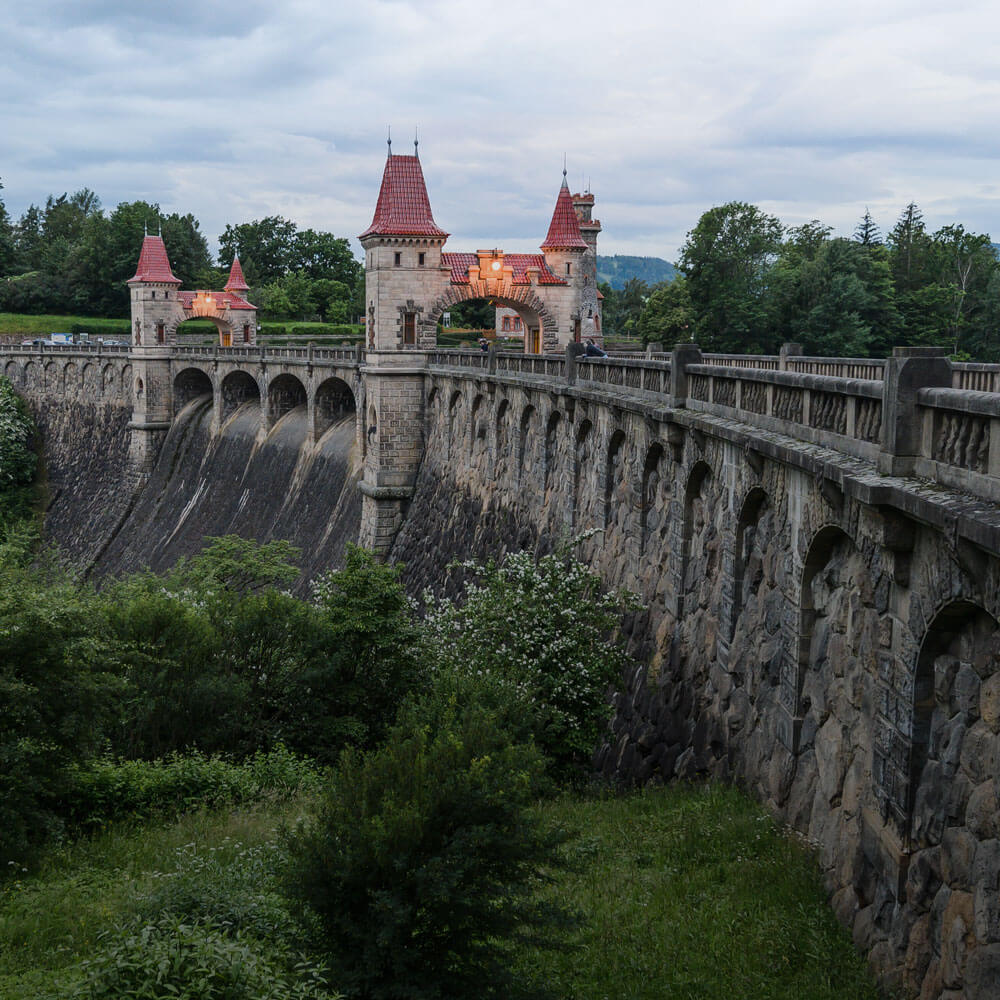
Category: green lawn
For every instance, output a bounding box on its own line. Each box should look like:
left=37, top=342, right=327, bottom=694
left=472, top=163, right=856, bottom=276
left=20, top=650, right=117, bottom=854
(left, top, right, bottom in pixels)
left=0, top=783, right=879, bottom=1000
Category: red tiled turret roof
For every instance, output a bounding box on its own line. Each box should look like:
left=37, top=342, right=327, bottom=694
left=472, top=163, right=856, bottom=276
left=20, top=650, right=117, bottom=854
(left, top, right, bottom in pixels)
left=128, top=235, right=182, bottom=284
left=441, top=252, right=567, bottom=285
left=541, top=176, right=588, bottom=251
left=360, top=154, right=449, bottom=239
left=225, top=256, right=250, bottom=293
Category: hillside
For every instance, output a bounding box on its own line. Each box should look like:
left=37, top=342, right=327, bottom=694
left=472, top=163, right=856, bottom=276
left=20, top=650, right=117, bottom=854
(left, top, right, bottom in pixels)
left=597, top=254, right=676, bottom=289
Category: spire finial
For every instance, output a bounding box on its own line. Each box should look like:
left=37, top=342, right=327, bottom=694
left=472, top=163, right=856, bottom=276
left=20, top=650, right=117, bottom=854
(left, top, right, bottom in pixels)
left=563, top=152, right=567, bottom=179
left=414, top=126, right=419, bottom=158
left=144, top=219, right=148, bottom=237
left=158, top=219, right=162, bottom=238
left=387, top=125, right=392, bottom=158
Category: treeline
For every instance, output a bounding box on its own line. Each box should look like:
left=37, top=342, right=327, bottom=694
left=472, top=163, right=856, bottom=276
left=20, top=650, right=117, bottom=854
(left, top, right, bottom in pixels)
left=604, top=203, right=1000, bottom=360
left=0, top=180, right=363, bottom=323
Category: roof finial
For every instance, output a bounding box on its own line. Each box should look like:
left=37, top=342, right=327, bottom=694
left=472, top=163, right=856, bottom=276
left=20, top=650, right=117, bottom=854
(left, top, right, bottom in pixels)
left=387, top=125, right=392, bottom=158
left=414, top=126, right=419, bottom=158
left=563, top=152, right=567, bottom=179
left=158, top=219, right=162, bottom=238
left=144, top=219, right=148, bottom=237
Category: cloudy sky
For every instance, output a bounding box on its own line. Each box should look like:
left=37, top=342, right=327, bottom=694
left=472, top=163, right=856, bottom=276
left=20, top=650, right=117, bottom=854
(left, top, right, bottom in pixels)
left=3, top=0, right=999, bottom=262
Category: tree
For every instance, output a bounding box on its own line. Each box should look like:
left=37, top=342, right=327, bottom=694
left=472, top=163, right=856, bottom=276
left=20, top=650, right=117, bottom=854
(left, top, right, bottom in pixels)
left=678, top=202, right=784, bottom=353
left=14, top=204, right=44, bottom=272
left=930, top=224, right=998, bottom=354
left=637, top=276, right=693, bottom=344
left=292, top=228, right=362, bottom=286
left=219, top=216, right=298, bottom=285
left=854, top=207, right=882, bottom=247
left=0, top=179, right=15, bottom=278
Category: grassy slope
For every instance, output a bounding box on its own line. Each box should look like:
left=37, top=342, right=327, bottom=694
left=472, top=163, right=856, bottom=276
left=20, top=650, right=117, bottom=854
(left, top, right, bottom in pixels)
left=0, top=785, right=879, bottom=1000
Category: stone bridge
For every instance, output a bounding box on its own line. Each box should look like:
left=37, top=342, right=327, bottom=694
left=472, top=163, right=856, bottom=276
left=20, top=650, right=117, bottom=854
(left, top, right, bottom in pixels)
left=4, top=336, right=1000, bottom=997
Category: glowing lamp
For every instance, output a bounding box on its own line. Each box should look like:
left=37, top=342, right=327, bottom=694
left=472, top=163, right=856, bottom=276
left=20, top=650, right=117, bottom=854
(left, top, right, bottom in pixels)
left=491, top=260, right=501, bottom=272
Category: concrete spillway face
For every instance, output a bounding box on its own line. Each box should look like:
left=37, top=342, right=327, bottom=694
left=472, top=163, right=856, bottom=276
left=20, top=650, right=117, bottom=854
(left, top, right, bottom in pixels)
left=92, top=393, right=362, bottom=592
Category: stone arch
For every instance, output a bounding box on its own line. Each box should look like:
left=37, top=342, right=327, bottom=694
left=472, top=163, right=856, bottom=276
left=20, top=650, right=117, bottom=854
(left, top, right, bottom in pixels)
left=170, top=312, right=236, bottom=347
left=792, top=524, right=875, bottom=753
left=23, top=361, right=36, bottom=389
left=908, top=600, right=999, bottom=849
left=447, top=389, right=462, bottom=461
left=62, top=362, right=78, bottom=396
left=315, top=376, right=356, bottom=439
left=173, top=367, right=214, bottom=415
left=518, top=404, right=537, bottom=484
left=640, top=442, right=667, bottom=556
left=495, top=397, right=510, bottom=464
left=102, top=363, right=116, bottom=397
left=679, top=460, right=713, bottom=620
left=121, top=364, right=132, bottom=398
left=604, top=429, right=627, bottom=531
left=267, top=372, right=307, bottom=425
left=425, top=286, right=558, bottom=353
left=572, top=418, right=594, bottom=529
left=44, top=360, right=58, bottom=393
left=544, top=410, right=561, bottom=492
left=221, top=370, right=260, bottom=423
left=733, top=487, right=770, bottom=640
left=4, top=360, right=19, bottom=384
left=82, top=362, right=98, bottom=396
left=470, top=394, right=486, bottom=458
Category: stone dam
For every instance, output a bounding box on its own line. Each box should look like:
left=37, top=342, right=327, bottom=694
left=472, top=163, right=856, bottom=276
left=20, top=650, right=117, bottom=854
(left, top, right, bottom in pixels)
left=3, top=339, right=1000, bottom=998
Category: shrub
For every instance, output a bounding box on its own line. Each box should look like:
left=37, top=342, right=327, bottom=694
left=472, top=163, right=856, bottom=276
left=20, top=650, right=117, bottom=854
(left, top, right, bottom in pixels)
left=283, top=700, right=573, bottom=1000
left=63, top=746, right=321, bottom=830
left=0, top=376, right=37, bottom=524
left=422, top=538, right=641, bottom=771
left=55, top=917, right=339, bottom=1000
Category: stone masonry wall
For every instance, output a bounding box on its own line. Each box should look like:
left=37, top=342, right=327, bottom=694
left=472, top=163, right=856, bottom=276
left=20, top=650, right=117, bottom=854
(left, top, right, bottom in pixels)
left=392, top=369, right=1000, bottom=1000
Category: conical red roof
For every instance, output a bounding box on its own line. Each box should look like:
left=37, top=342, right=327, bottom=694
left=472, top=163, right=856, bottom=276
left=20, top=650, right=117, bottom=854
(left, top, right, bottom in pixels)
left=360, top=154, right=448, bottom=238
left=541, top=177, right=588, bottom=250
left=128, top=234, right=181, bottom=284
left=225, top=256, right=249, bottom=292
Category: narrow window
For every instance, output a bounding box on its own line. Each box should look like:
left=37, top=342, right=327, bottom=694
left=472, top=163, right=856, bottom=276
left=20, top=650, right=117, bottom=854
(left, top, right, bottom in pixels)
left=514, top=317, right=522, bottom=331
left=418, top=252, right=426, bottom=266
left=574, top=319, right=581, bottom=342
left=403, top=312, right=416, bottom=345
left=243, top=324, right=251, bottom=343
left=151, top=290, right=156, bottom=299
left=566, top=263, right=572, bottom=275
left=502, top=316, right=511, bottom=332
left=394, top=252, right=402, bottom=267
left=156, top=322, right=165, bottom=344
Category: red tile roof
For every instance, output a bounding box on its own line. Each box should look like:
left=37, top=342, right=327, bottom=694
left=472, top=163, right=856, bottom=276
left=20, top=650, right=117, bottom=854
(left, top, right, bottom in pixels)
left=442, top=252, right=566, bottom=286
left=225, top=256, right=249, bottom=292
left=178, top=290, right=257, bottom=312
left=541, top=178, right=588, bottom=250
left=128, top=235, right=181, bottom=284
left=360, top=154, right=449, bottom=238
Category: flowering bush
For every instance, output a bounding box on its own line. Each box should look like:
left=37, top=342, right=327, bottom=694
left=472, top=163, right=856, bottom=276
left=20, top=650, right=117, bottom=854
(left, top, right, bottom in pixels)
left=422, top=534, right=641, bottom=770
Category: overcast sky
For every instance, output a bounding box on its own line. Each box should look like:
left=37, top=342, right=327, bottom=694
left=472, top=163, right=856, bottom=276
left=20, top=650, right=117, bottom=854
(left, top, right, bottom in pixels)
left=3, top=0, right=1000, bottom=262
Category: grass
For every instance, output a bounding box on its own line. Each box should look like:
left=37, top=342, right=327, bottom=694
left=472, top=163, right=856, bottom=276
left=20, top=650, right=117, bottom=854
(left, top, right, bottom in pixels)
left=0, top=783, right=880, bottom=1000
left=518, top=784, right=880, bottom=1000
left=0, top=313, right=133, bottom=340
left=0, top=800, right=313, bottom=999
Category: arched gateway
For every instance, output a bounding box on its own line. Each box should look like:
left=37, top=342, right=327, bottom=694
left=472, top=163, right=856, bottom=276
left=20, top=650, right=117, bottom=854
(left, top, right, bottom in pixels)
left=128, top=234, right=257, bottom=349
left=360, top=147, right=602, bottom=353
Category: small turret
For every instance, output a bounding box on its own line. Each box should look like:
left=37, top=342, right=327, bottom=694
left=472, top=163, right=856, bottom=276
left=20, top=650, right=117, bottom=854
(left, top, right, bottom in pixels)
left=225, top=256, right=250, bottom=296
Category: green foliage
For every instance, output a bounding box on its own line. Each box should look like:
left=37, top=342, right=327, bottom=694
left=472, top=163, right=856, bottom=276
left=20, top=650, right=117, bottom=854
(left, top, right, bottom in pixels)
left=422, top=540, right=641, bottom=771
left=0, top=568, right=121, bottom=868
left=167, top=535, right=301, bottom=594
left=284, top=700, right=572, bottom=1000
left=63, top=747, right=320, bottom=830
left=54, top=917, right=339, bottom=1000
left=0, top=376, right=38, bottom=524
left=637, top=274, right=693, bottom=344
left=305, top=545, right=425, bottom=758
left=679, top=201, right=785, bottom=354
left=595, top=254, right=676, bottom=290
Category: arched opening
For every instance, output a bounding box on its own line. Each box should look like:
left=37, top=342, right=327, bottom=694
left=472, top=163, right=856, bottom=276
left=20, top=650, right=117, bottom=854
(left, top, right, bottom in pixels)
left=679, top=461, right=713, bottom=619
left=175, top=314, right=235, bottom=347
left=63, top=362, right=78, bottom=395
left=44, top=361, right=58, bottom=393
left=221, top=370, right=260, bottom=423
left=267, top=373, right=307, bottom=425
left=544, top=411, right=560, bottom=492
left=909, top=601, right=998, bottom=849
left=3, top=360, right=18, bottom=385
left=639, top=442, right=666, bottom=556
left=470, top=394, right=486, bottom=458
left=82, top=363, right=97, bottom=395
left=447, top=390, right=462, bottom=461
left=518, top=405, right=536, bottom=484
left=315, top=376, right=356, bottom=439
left=428, top=292, right=546, bottom=354
left=733, top=488, right=769, bottom=640
left=102, top=363, right=116, bottom=397
left=173, top=367, right=213, bottom=415
left=604, top=429, right=627, bottom=531
left=573, top=419, right=593, bottom=529
left=495, top=397, right=510, bottom=465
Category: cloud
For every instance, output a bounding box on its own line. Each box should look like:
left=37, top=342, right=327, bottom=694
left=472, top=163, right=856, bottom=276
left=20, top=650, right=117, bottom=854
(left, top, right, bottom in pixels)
left=3, top=0, right=1000, bottom=262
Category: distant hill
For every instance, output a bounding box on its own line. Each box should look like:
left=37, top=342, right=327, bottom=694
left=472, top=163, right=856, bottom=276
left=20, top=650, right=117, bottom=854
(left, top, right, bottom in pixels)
left=596, top=255, right=676, bottom=290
